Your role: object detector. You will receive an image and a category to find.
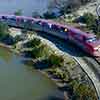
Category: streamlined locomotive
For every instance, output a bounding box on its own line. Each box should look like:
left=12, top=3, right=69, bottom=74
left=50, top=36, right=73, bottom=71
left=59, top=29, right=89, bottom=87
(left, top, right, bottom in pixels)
left=0, top=15, right=100, bottom=57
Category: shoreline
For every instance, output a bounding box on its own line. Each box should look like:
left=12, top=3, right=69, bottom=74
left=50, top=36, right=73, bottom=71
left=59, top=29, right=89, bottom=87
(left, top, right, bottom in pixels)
left=0, top=42, right=66, bottom=99
left=0, top=40, right=97, bottom=99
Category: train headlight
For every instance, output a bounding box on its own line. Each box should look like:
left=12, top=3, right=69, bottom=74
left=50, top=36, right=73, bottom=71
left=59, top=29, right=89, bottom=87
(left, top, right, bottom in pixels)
left=64, top=28, right=68, bottom=32
left=98, top=47, right=100, bottom=52
left=94, top=45, right=100, bottom=51
left=94, top=47, right=98, bottom=51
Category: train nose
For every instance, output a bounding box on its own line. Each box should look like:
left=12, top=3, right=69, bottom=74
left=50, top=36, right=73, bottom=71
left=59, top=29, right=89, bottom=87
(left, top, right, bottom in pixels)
left=98, top=47, right=100, bottom=52
left=93, top=51, right=100, bottom=57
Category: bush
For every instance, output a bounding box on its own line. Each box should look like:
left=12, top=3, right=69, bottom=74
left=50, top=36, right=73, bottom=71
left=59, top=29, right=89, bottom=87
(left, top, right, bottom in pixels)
left=82, top=13, right=96, bottom=27
left=43, top=12, right=54, bottom=19
left=70, top=80, right=97, bottom=100
left=47, top=54, right=64, bottom=67
left=14, top=9, right=22, bottom=16
left=26, top=38, right=41, bottom=48
left=32, top=11, right=41, bottom=18
left=82, top=13, right=100, bottom=36
left=29, top=44, right=50, bottom=59
left=48, top=68, right=68, bottom=81
left=0, top=21, right=9, bottom=38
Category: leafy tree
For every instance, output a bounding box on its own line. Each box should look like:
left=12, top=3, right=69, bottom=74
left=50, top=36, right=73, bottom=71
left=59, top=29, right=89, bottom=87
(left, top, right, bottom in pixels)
left=30, top=44, right=50, bottom=59
left=82, top=13, right=100, bottom=36
left=82, top=13, right=96, bottom=27
left=48, top=0, right=94, bottom=15
left=0, top=21, right=9, bottom=38
left=26, top=38, right=41, bottom=48
left=43, top=11, right=56, bottom=19
left=14, top=9, right=22, bottom=16
left=48, top=54, right=64, bottom=67
left=32, top=11, right=41, bottom=18
left=76, top=84, right=97, bottom=100
left=70, top=80, right=97, bottom=100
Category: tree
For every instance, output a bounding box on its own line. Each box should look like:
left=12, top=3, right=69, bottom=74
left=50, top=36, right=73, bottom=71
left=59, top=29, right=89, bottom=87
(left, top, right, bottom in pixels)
left=0, top=21, right=9, bottom=38
left=30, top=44, right=49, bottom=59
left=14, top=9, right=22, bottom=16
left=48, top=54, right=64, bottom=67
left=26, top=38, right=41, bottom=48
left=70, top=80, right=97, bottom=100
left=82, top=13, right=100, bottom=36
left=48, top=0, right=93, bottom=15
left=32, top=11, right=41, bottom=18
left=83, top=13, right=96, bottom=27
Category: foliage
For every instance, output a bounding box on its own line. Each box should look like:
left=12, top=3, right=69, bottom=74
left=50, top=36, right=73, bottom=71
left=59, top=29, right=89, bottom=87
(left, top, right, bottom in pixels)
left=82, top=13, right=100, bottom=36
left=43, top=11, right=57, bottom=19
left=29, top=44, right=50, bottom=59
left=14, top=9, right=22, bottom=16
left=0, top=21, right=9, bottom=39
left=70, top=80, right=97, bottom=100
left=47, top=54, right=64, bottom=67
left=26, top=38, right=41, bottom=48
left=48, top=67, right=69, bottom=81
left=32, top=11, right=41, bottom=18
left=48, top=0, right=94, bottom=15
left=14, top=35, right=23, bottom=43
left=82, top=13, right=96, bottom=27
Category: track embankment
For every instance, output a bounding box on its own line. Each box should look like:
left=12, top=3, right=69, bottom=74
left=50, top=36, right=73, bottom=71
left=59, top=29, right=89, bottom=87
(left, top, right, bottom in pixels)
left=37, top=32, right=100, bottom=99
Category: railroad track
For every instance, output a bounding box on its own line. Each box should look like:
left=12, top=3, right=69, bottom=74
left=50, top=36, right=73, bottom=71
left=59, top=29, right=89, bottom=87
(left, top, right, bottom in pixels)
left=79, top=56, right=100, bottom=99
left=95, top=57, right=100, bottom=64
left=36, top=31, right=100, bottom=99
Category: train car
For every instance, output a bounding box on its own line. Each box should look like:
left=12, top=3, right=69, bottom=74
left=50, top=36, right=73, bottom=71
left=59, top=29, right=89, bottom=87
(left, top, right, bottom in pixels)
left=36, top=19, right=100, bottom=57
left=0, top=15, right=100, bottom=57
left=68, top=27, right=100, bottom=57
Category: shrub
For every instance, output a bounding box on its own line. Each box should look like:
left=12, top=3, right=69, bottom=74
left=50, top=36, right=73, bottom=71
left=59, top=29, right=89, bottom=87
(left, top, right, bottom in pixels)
left=47, top=54, right=64, bottom=67
left=26, top=38, right=41, bottom=48
left=14, top=9, right=22, bottom=16
left=30, top=44, right=50, bottom=59
left=0, top=21, right=9, bottom=38
left=32, top=11, right=41, bottom=18
left=70, top=80, right=97, bottom=100
left=82, top=13, right=96, bottom=27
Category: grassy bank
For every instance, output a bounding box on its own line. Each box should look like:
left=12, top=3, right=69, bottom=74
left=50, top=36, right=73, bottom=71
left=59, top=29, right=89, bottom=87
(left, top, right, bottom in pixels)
left=13, top=32, right=97, bottom=100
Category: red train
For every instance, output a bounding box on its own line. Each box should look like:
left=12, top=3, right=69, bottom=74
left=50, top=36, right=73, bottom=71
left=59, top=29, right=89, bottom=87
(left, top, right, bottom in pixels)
left=0, top=14, right=100, bottom=57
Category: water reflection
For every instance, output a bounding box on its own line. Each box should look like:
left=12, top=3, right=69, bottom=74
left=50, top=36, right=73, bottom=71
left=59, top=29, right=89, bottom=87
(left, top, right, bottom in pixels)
left=0, top=47, right=12, bottom=62
left=0, top=47, right=62, bottom=100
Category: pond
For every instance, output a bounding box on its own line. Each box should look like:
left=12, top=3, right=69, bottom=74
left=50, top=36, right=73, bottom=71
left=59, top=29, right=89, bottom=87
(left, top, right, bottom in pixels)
left=0, top=46, right=62, bottom=100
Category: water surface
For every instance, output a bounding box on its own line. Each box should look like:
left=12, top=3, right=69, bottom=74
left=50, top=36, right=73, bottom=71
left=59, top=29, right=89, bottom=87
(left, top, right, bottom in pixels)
left=0, top=47, right=62, bottom=100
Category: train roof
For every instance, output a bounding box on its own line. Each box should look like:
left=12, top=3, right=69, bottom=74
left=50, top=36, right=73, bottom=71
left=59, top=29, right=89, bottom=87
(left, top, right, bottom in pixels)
left=44, top=19, right=96, bottom=38
left=0, top=14, right=97, bottom=39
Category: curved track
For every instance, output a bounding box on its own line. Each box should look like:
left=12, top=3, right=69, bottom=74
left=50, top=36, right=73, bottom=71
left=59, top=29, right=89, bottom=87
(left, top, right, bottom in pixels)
left=0, top=14, right=100, bottom=99
left=36, top=32, right=100, bottom=99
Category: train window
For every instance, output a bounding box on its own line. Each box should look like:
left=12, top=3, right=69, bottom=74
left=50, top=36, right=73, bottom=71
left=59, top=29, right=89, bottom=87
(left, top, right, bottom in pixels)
left=52, top=24, right=59, bottom=31
left=2, top=16, right=7, bottom=20
left=23, top=19, right=27, bottom=22
left=42, top=22, right=50, bottom=28
left=74, top=33, right=84, bottom=41
left=86, top=37, right=97, bottom=42
left=48, top=23, right=52, bottom=28
left=10, top=17, right=16, bottom=21
left=25, top=19, right=31, bottom=23
left=32, top=21, right=34, bottom=24
left=35, top=21, right=42, bottom=25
